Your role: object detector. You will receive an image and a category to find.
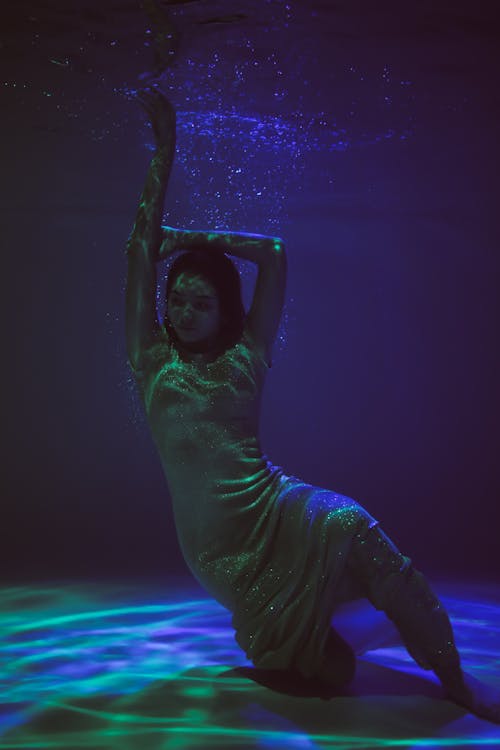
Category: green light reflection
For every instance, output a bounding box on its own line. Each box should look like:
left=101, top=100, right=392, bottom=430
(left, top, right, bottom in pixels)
left=0, top=581, right=499, bottom=749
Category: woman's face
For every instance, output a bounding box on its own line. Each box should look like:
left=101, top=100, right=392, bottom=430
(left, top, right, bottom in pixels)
left=166, top=272, right=223, bottom=350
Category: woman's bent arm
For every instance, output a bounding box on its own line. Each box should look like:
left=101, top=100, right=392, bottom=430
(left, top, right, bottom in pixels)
left=125, top=92, right=176, bottom=369
left=159, top=226, right=284, bottom=267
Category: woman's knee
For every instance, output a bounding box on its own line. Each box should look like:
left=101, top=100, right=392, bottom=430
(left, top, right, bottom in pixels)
left=331, top=497, right=378, bottom=536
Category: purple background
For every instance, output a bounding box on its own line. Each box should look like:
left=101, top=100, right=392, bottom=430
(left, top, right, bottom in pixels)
left=2, top=0, right=499, bottom=583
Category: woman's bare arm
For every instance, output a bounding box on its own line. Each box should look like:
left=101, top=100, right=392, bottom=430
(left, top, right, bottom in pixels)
left=125, top=90, right=176, bottom=370
left=159, top=226, right=284, bottom=266
left=156, top=191, right=287, bottom=367
left=159, top=226, right=287, bottom=368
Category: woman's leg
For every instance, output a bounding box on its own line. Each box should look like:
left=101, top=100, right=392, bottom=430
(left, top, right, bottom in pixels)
left=346, top=522, right=500, bottom=723
left=347, top=524, right=460, bottom=672
left=315, top=626, right=357, bottom=690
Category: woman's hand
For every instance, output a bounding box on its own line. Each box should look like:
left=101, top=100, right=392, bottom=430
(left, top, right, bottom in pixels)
left=136, top=87, right=176, bottom=149
left=159, top=225, right=181, bottom=260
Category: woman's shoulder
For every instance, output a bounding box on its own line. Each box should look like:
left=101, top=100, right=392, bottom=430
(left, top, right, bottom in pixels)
left=129, top=324, right=173, bottom=382
left=236, top=323, right=273, bottom=370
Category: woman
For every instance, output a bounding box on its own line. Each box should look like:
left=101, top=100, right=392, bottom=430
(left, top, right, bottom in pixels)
left=125, top=88, right=500, bottom=723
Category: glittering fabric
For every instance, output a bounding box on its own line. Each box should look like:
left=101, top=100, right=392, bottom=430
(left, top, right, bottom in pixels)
left=130, top=324, right=380, bottom=679
left=347, top=525, right=461, bottom=672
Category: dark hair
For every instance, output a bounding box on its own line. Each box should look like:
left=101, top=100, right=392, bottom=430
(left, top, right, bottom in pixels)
left=163, top=250, right=246, bottom=356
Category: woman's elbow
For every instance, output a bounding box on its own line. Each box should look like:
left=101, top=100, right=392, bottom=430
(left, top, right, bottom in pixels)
left=272, top=237, right=286, bottom=258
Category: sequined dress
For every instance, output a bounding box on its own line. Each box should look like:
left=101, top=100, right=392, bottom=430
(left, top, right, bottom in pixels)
left=131, top=324, right=379, bottom=679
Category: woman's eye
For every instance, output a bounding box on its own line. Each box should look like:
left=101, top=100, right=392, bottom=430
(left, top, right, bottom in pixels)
left=171, top=299, right=209, bottom=312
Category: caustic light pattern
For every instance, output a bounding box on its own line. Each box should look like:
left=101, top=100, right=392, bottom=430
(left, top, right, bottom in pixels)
left=1, top=581, right=499, bottom=748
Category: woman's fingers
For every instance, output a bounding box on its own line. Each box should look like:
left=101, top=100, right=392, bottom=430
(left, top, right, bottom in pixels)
left=136, top=90, right=157, bottom=110
left=134, top=88, right=176, bottom=146
left=136, top=98, right=154, bottom=117
left=137, top=87, right=168, bottom=105
left=136, top=89, right=174, bottom=121
left=135, top=88, right=157, bottom=106
left=138, top=102, right=155, bottom=121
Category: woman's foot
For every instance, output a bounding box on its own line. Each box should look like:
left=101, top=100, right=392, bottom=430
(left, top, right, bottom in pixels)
left=440, top=669, right=500, bottom=724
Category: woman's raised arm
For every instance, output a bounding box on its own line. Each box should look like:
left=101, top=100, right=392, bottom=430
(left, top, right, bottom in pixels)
left=159, top=226, right=284, bottom=266
left=125, top=90, right=176, bottom=371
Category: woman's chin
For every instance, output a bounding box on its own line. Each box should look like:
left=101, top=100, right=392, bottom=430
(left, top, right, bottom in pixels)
left=180, top=335, right=212, bottom=351
left=177, top=328, right=200, bottom=343
left=175, top=326, right=222, bottom=352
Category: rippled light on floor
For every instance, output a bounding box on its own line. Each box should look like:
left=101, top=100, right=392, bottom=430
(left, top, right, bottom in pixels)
left=1, top=579, right=499, bottom=748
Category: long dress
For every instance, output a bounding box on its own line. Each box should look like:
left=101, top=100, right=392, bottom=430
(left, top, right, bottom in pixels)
left=130, top=324, right=379, bottom=680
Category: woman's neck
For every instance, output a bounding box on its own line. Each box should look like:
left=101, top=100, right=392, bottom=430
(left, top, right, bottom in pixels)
left=178, top=341, right=219, bottom=365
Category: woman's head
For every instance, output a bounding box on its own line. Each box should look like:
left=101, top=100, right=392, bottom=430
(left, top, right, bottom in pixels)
left=164, top=250, right=245, bottom=355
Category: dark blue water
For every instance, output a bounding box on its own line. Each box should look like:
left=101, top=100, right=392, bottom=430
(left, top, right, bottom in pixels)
left=2, top=1, right=499, bottom=581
